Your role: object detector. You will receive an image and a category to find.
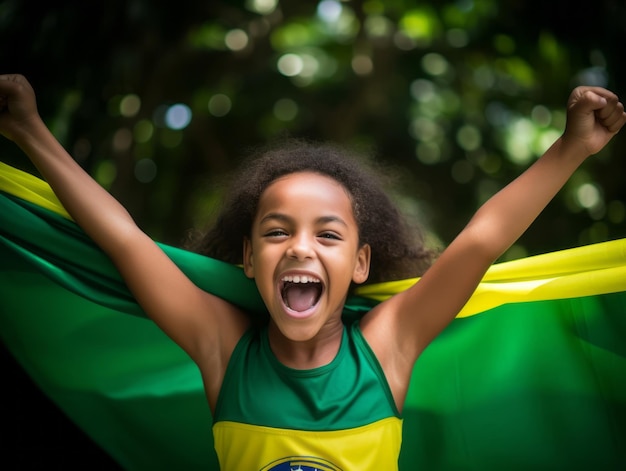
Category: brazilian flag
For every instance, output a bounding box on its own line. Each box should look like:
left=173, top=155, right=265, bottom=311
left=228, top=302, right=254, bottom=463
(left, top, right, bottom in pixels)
left=1, top=161, right=624, bottom=470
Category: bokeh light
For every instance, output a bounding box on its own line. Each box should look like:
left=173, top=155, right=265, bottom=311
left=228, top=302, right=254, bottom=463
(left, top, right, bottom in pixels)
left=165, top=104, right=192, bottom=130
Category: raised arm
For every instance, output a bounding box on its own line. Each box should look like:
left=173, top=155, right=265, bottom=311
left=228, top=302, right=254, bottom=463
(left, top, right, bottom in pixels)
left=362, top=86, right=626, bottom=409
left=0, top=75, right=249, bottom=408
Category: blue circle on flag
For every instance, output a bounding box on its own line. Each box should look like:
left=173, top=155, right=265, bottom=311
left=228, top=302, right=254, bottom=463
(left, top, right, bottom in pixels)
left=261, top=456, right=342, bottom=471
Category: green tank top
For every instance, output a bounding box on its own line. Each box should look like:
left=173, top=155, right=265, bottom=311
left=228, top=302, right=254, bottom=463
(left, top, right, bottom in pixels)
left=213, top=322, right=403, bottom=470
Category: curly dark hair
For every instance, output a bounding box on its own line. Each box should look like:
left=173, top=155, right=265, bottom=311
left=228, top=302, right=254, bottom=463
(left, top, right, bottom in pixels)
left=185, top=138, right=434, bottom=284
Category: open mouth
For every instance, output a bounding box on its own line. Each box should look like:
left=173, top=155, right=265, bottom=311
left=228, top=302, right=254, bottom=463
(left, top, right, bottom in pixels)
left=280, top=275, right=323, bottom=313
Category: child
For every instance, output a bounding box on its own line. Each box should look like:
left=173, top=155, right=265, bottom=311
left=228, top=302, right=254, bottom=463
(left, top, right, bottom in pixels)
left=0, top=74, right=624, bottom=469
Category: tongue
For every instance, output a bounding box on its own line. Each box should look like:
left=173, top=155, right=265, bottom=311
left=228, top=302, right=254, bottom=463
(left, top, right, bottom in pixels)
left=285, top=284, right=319, bottom=312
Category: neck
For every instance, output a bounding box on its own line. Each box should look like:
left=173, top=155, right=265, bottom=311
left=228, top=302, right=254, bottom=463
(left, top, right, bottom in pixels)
left=268, top=320, right=344, bottom=369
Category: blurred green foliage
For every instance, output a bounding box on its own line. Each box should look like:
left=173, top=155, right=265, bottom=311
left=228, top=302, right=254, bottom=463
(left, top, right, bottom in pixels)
left=1, top=0, right=625, bottom=259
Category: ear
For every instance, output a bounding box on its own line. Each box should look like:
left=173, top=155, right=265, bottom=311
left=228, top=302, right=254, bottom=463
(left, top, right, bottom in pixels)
left=352, top=243, right=371, bottom=284
left=243, top=237, right=255, bottom=279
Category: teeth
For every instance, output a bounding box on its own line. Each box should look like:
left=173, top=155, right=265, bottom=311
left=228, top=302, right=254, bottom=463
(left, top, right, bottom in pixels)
left=281, top=275, right=321, bottom=283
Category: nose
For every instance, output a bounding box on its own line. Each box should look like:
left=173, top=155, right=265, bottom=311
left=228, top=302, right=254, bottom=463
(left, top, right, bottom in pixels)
left=286, top=232, right=315, bottom=261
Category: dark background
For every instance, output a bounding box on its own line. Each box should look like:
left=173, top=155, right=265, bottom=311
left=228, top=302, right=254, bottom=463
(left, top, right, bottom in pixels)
left=1, top=0, right=625, bottom=467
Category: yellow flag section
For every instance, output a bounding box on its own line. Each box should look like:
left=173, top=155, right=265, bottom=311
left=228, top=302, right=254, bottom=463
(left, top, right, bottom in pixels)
left=357, top=237, right=626, bottom=317
left=1, top=160, right=625, bottom=470
left=0, top=161, right=71, bottom=218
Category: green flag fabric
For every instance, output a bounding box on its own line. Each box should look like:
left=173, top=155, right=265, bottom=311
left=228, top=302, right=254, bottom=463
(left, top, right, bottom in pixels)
left=0, top=161, right=624, bottom=470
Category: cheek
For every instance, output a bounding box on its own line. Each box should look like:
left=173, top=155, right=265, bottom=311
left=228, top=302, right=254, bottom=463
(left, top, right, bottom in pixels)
left=251, top=244, right=281, bottom=277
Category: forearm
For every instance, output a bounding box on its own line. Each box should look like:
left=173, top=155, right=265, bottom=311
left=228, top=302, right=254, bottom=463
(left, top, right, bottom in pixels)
left=464, top=136, right=587, bottom=259
left=12, top=118, right=139, bottom=254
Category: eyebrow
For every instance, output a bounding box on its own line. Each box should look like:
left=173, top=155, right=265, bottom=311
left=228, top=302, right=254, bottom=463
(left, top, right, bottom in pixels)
left=259, top=212, right=349, bottom=228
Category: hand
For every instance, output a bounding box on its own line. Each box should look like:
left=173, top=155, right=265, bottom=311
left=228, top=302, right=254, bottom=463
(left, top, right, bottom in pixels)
left=0, top=74, right=40, bottom=142
left=563, top=86, right=626, bottom=156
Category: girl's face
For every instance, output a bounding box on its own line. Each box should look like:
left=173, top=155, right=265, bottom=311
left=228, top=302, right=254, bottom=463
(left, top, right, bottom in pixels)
left=243, top=172, right=370, bottom=343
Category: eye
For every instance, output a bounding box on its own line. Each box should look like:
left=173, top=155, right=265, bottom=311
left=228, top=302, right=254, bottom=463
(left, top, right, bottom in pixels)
left=264, top=229, right=288, bottom=238
left=318, top=232, right=341, bottom=241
